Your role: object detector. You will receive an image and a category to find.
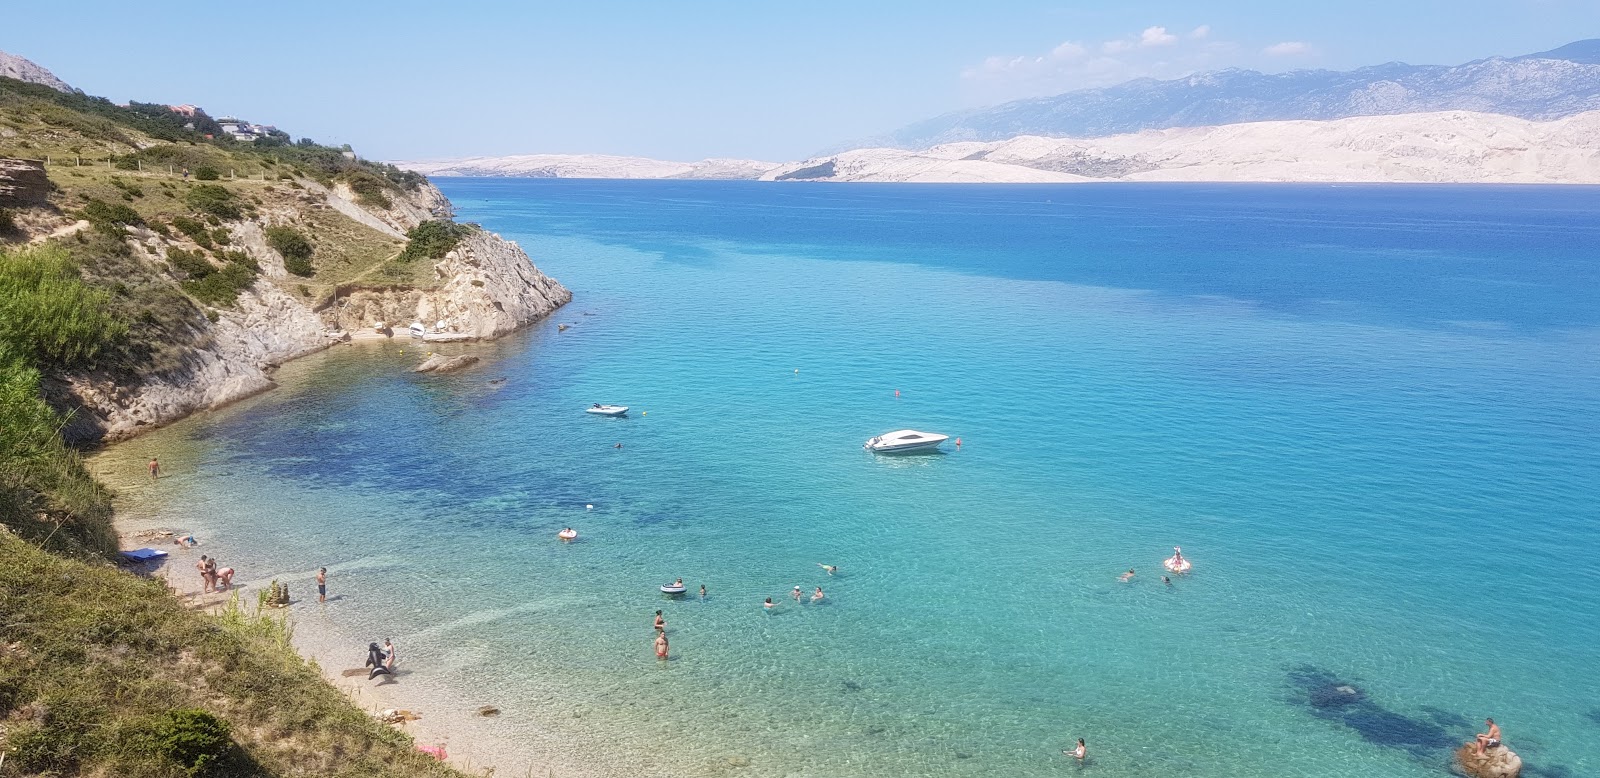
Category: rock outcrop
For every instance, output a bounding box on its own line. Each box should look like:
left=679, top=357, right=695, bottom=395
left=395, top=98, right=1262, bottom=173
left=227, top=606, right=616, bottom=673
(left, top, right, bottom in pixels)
left=0, top=157, right=49, bottom=206
left=57, top=181, right=567, bottom=443
left=333, top=230, right=571, bottom=339
left=1455, top=743, right=1522, bottom=778
left=414, top=354, right=479, bottom=374
left=0, top=50, right=76, bottom=93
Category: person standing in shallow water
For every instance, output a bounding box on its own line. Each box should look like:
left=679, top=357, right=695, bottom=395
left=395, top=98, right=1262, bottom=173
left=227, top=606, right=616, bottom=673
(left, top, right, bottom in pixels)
left=654, top=631, right=668, bottom=660
left=654, top=610, right=666, bottom=631
left=317, top=567, right=328, bottom=603
left=1064, top=738, right=1085, bottom=760
left=148, top=457, right=160, bottom=481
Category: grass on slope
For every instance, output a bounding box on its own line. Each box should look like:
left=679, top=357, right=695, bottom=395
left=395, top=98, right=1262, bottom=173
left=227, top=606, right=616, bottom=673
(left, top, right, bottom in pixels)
left=0, top=242, right=467, bottom=777
left=0, top=532, right=466, bottom=778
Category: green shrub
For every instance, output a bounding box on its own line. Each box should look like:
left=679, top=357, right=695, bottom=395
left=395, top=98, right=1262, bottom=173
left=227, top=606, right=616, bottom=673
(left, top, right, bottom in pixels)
left=0, top=207, right=16, bottom=235
left=398, top=219, right=473, bottom=263
left=150, top=708, right=233, bottom=775
left=0, top=244, right=127, bottom=368
left=164, top=247, right=214, bottom=280
left=265, top=225, right=315, bottom=276
left=344, top=171, right=393, bottom=209
left=194, top=165, right=220, bottom=180
left=112, top=155, right=139, bottom=170
left=175, top=249, right=258, bottom=307
left=170, top=214, right=213, bottom=247
left=184, top=184, right=240, bottom=220
left=210, top=227, right=231, bottom=245
left=81, top=198, right=145, bottom=235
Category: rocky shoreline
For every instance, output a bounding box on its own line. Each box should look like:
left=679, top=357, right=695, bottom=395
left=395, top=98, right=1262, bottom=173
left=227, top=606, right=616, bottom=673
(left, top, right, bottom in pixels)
left=56, top=182, right=570, bottom=444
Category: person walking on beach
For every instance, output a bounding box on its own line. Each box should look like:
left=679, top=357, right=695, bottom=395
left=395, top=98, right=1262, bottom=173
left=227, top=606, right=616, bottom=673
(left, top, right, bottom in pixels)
left=654, top=610, right=666, bottom=632
left=148, top=457, right=161, bottom=481
left=317, top=567, right=328, bottom=603
left=654, top=631, right=669, bottom=660
left=383, top=638, right=397, bottom=672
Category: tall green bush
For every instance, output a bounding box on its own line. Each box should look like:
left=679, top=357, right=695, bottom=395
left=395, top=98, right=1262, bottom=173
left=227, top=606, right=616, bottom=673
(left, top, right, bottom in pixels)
left=0, top=244, right=127, bottom=367
left=80, top=198, right=144, bottom=235
left=398, top=220, right=473, bottom=263
left=264, top=225, right=315, bottom=276
left=184, top=185, right=240, bottom=220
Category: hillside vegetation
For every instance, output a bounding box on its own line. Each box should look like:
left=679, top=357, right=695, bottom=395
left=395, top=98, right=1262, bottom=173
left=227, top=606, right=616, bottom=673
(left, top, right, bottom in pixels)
left=1, top=77, right=472, bottom=777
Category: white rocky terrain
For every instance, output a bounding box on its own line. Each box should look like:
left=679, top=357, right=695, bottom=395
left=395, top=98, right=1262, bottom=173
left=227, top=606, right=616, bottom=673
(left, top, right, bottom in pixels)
left=760, top=110, right=1600, bottom=184
left=0, top=49, right=76, bottom=92
left=396, top=154, right=776, bottom=180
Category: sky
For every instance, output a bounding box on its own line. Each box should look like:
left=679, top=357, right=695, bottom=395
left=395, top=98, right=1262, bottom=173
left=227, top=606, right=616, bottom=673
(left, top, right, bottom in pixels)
left=4, top=1, right=1598, bottom=162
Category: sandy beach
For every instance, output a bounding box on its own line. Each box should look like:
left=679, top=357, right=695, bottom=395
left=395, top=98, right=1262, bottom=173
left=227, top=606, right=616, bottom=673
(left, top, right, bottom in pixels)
left=107, top=464, right=603, bottom=778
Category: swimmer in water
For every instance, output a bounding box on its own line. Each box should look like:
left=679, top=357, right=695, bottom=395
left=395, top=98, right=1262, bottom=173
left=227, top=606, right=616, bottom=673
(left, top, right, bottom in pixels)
left=655, top=632, right=668, bottom=660
left=764, top=597, right=774, bottom=611
left=1163, top=575, right=1172, bottom=586
left=1065, top=739, right=1085, bottom=760
left=818, top=563, right=837, bottom=576
left=811, top=587, right=824, bottom=603
left=1119, top=569, right=1135, bottom=582
left=699, top=584, right=707, bottom=601
left=792, top=586, right=803, bottom=602
left=654, top=610, right=665, bottom=631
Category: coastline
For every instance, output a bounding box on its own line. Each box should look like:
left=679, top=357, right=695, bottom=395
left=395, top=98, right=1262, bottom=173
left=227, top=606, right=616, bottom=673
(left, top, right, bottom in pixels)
left=98, top=339, right=596, bottom=778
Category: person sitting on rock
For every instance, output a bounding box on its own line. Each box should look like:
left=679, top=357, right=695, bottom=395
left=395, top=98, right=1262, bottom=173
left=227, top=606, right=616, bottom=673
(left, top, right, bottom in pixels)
left=1474, top=717, right=1501, bottom=757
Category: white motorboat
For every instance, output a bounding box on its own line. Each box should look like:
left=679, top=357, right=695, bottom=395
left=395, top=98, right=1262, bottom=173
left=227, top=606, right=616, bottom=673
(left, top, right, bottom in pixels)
left=864, top=429, right=949, bottom=454
left=407, top=321, right=426, bottom=339
left=586, top=404, right=629, bottom=417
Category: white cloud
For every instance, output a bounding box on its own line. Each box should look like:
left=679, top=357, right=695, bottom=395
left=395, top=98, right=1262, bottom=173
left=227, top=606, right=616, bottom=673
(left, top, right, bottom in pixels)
left=962, top=24, right=1231, bottom=101
left=1140, top=26, right=1178, bottom=47
left=1263, top=41, right=1311, bottom=56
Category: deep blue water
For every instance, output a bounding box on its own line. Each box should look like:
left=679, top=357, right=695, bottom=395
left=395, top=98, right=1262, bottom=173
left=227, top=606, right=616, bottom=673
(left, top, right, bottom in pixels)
left=103, top=181, right=1600, bottom=778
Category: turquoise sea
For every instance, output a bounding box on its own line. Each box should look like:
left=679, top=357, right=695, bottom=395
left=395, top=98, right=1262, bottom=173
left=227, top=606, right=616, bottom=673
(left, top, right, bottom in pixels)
left=101, top=181, right=1600, bottom=777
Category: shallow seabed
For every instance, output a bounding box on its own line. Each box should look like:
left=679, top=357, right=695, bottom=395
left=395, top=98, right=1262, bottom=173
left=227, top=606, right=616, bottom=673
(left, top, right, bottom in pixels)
left=98, top=182, right=1600, bottom=777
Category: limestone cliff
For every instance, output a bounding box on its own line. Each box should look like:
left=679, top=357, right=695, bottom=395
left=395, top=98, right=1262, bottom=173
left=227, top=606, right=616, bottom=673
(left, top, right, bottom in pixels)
left=334, top=230, right=571, bottom=340
left=53, top=180, right=568, bottom=443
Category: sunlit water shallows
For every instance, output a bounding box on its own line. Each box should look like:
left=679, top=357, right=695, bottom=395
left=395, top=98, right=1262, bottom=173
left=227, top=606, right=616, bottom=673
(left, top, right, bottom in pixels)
left=97, top=182, right=1600, bottom=778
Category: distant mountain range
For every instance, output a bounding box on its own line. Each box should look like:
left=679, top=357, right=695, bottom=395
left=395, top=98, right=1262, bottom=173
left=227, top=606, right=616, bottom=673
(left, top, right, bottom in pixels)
left=870, top=39, right=1600, bottom=150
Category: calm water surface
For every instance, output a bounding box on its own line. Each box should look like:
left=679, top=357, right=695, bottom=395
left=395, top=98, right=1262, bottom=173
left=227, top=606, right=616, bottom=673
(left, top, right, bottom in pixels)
left=100, top=182, right=1600, bottom=777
